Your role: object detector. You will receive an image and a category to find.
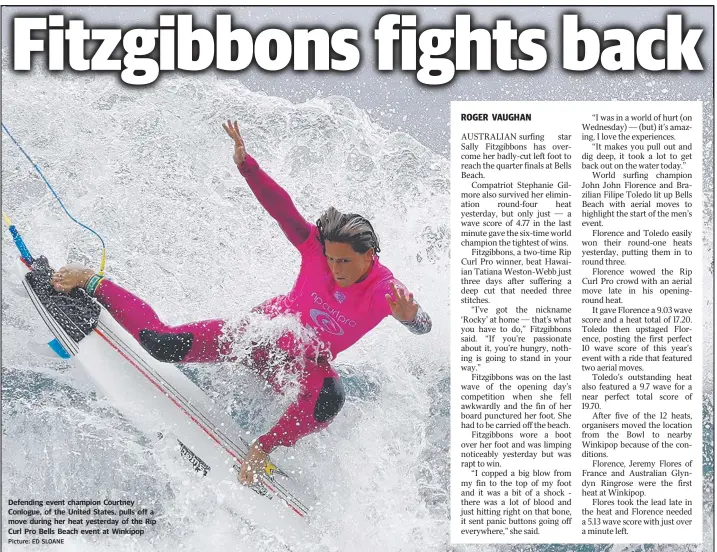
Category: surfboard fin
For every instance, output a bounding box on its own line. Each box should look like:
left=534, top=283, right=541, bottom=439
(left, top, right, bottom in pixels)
left=26, top=339, right=71, bottom=360
left=47, top=338, right=71, bottom=359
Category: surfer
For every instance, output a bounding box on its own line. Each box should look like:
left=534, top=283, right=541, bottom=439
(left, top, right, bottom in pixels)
left=51, top=120, right=432, bottom=486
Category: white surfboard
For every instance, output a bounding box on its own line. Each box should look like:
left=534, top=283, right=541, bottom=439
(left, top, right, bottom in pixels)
left=16, top=256, right=311, bottom=525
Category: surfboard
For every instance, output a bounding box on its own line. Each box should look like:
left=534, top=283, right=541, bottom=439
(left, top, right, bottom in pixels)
left=15, top=255, right=311, bottom=523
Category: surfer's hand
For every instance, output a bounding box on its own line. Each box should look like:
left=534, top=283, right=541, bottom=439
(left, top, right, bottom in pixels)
left=222, top=119, right=246, bottom=167
left=51, top=266, right=95, bottom=293
left=238, top=442, right=268, bottom=486
left=386, top=282, right=419, bottom=322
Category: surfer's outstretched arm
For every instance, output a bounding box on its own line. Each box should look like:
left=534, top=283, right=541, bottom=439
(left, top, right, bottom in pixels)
left=384, top=281, right=432, bottom=335
left=223, top=120, right=311, bottom=247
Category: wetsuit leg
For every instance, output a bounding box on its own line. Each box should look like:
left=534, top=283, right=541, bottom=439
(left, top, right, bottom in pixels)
left=94, top=279, right=232, bottom=362
left=256, top=358, right=345, bottom=453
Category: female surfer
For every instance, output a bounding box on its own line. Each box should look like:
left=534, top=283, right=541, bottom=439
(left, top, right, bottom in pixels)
left=51, top=120, right=432, bottom=486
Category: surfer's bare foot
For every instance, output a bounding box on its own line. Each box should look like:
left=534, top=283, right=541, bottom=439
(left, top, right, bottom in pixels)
left=238, top=442, right=269, bottom=486
left=51, top=266, right=95, bottom=293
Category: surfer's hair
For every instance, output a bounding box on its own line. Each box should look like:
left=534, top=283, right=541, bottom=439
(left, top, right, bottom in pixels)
left=316, top=207, right=380, bottom=254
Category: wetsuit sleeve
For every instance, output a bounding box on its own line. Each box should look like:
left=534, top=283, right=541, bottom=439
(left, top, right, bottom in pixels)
left=294, top=224, right=324, bottom=260
left=399, top=304, right=432, bottom=335
left=238, top=154, right=311, bottom=247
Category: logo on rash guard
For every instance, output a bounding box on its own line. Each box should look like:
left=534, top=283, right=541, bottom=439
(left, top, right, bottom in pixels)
left=334, top=291, right=346, bottom=303
left=310, top=309, right=344, bottom=335
left=310, top=292, right=357, bottom=333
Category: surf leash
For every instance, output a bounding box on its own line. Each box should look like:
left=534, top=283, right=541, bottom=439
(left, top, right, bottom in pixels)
left=2, top=211, right=33, bottom=266
left=2, top=123, right=108, bottom=276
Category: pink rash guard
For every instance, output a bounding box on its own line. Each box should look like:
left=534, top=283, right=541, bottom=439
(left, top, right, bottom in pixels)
left=89, top=153, right=421, bottom=455
left=239, top=153, right=399, bottom=357
left=255, top=224, right=395, bottom=360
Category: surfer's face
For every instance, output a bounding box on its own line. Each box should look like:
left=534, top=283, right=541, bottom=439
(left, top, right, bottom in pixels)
left=324, top=241, right=374, bottom=288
